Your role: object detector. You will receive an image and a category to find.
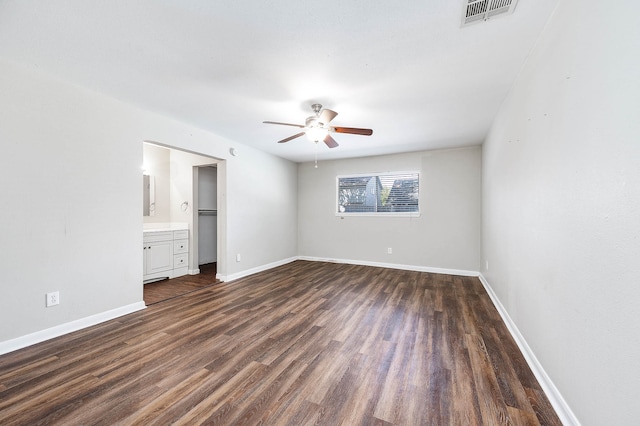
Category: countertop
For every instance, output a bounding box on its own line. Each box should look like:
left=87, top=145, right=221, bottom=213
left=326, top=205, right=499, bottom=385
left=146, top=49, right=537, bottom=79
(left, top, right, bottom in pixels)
left=143, top=222, right=189, bottom=233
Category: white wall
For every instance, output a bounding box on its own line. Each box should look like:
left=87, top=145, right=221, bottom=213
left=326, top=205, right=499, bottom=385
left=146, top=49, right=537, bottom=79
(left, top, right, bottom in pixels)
left=0, top=58, right=143, bottom=345
left=298, top=147, right=481, bottom=273
left=482, top=1, right=640, bottom=424
left=225, top=146, right=299, bottom=278
left=0, top=58, right=298, bottom=348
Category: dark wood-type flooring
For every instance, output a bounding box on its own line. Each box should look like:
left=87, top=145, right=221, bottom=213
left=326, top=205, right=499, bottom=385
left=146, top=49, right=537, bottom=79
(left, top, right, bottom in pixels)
left=144, top=263, right=219, bottom=305
left=0, top=261, right=561, bottom=425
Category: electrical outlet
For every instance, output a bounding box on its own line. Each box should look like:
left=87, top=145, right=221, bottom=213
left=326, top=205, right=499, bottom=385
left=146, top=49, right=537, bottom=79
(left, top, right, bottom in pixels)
left=387, top=247, right=393, bottom=254
left=46, top=291, right=60, bottom=307
left=236, top=253, right=241, bottom=262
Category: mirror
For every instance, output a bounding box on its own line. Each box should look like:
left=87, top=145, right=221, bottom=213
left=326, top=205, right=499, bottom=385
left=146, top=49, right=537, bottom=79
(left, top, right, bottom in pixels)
left=143, top=174, right=155, bottom=216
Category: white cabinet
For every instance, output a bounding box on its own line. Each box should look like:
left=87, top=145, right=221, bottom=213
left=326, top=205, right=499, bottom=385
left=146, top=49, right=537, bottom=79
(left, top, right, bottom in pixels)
left=143, top=229, right=189, bottom=282
left=172, top=230, right=189, bottom=277
left=146, top=240, right=173, bottom=275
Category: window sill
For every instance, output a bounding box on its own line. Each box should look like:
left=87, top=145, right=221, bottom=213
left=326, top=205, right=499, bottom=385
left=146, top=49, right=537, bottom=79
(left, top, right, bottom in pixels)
left=335, top=212, right=421, bottom=218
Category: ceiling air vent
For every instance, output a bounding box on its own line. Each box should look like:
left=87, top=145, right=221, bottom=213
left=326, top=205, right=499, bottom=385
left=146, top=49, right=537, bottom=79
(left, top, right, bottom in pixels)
left=462, top=0, right=519, bottom=26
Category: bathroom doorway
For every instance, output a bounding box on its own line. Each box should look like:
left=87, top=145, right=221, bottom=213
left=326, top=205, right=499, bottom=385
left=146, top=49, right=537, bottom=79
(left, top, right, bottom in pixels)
left=142, top=141, right=226, bottom=304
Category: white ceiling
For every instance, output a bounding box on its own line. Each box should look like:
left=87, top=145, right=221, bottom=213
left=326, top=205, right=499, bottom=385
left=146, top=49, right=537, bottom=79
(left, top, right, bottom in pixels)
left=0, top=0, right=558, bottom=162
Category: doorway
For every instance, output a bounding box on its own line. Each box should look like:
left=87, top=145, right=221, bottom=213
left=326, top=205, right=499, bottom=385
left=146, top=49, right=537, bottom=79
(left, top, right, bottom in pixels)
left=142, top=141, right=225, bottom=304
left=196, top=165, right=217, bottom=268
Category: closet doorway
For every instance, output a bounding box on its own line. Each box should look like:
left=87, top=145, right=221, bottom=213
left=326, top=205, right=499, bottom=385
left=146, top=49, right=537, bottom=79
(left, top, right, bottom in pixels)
left=196, top=165, right=217, bottom=270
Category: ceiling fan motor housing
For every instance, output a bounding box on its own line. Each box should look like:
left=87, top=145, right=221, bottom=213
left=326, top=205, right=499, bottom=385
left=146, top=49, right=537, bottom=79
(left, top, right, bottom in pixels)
left=305, top=116, right=324, bottom=129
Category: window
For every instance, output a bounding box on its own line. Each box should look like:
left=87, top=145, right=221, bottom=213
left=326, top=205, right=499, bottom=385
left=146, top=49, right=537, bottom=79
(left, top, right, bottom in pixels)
left=337, top=171, right=420, bottom=216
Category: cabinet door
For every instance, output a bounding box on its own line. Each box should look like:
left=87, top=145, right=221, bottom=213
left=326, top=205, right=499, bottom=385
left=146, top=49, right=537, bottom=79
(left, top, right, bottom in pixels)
left=146, top=241, right=173, bottom=274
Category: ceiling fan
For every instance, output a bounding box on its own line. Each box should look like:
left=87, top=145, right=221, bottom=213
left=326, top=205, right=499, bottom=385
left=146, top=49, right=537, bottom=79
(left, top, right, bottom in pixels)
left=263, top=103, right=373, bottom=149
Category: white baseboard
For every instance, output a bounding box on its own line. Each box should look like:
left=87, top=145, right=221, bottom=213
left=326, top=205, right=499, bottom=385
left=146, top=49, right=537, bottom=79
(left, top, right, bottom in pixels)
left=0, top=302, right=146, bottom=356
left=478, top=274, right=580, bottom=426
left=297, top=256, right=479, bottom=277
left=219, top=256, right=299, bottom=282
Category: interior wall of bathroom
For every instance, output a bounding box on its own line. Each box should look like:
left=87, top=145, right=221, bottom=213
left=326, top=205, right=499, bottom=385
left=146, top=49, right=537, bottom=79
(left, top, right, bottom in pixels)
left=168, top=149, right=219, bottom=272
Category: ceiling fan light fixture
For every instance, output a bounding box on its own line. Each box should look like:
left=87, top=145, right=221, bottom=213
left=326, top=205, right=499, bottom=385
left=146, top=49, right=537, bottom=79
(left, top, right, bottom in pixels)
left=305, top=125, right=328, bottom=142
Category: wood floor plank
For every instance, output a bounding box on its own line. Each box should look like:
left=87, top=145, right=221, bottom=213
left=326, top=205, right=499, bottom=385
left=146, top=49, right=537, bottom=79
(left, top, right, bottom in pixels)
left=466, top=333, right=513, bottom=424
left=119, top=368, right=212, bottom=425
left=0, top=261, right=561, bottom=425
left=143, top=263, right=219, bottom=305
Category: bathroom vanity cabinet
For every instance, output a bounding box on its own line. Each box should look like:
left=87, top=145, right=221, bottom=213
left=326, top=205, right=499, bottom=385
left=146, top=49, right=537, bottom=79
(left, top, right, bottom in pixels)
left=143, top=228, right=189, bottom=282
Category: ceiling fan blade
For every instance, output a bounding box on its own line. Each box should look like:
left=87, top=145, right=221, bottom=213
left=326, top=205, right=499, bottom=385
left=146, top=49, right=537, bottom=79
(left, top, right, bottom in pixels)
left=263, top=121, right=305, bottom=128
left=277, top=132, right=305, bottom=144
left=324, top=134, right=339, bottom=148
left=331, top=126, right=373, bottom=136
left=318, top=109, right=338, bottom=125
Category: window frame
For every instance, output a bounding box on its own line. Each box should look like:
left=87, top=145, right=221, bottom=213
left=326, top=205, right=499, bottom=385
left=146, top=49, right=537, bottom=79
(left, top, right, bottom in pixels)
left=335, top=171, right=421, bottom=217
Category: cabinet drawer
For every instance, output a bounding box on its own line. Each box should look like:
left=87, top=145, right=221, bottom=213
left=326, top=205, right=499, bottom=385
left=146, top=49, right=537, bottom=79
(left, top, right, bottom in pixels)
left=143, top=231, right=173, bottom=243
left=174, top=230, right=189, bottom=240
left=174, top=239, right=189, bottom=254
left=174, top=253, right=188, bottom=268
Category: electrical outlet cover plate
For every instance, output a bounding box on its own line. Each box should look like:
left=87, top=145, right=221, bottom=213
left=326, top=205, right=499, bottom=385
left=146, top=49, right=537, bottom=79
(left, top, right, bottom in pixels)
left=46, top=291, right=60, bottom=307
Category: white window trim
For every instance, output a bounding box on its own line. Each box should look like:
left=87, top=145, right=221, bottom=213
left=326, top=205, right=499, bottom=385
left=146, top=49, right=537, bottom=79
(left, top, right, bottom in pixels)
left=335, top=170, right=421, bottom=218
